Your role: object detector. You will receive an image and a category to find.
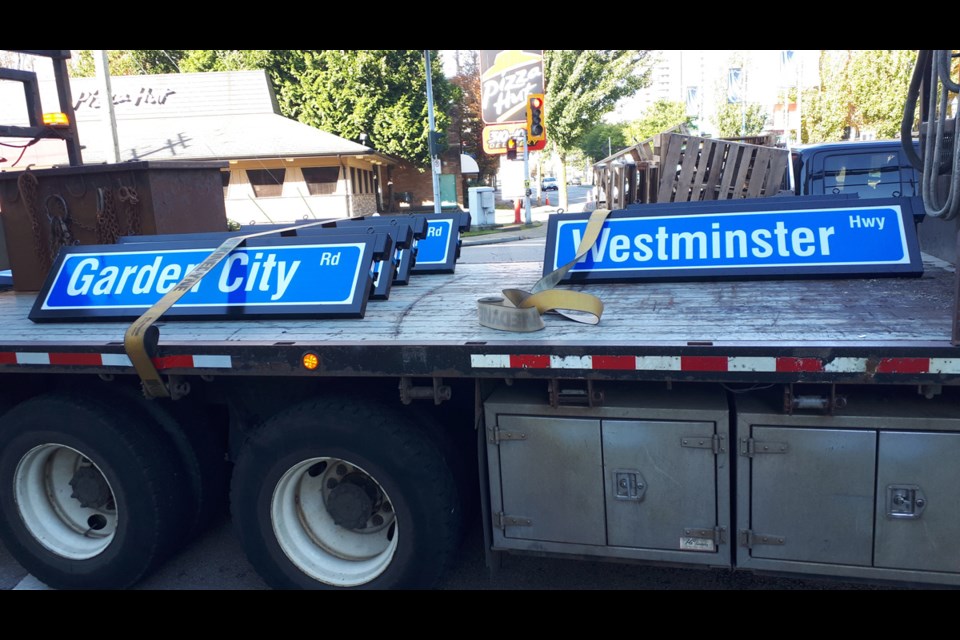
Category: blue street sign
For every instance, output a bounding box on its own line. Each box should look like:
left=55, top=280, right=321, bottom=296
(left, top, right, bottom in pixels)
left=409, top=212, right=470, bottom=274
left=544, top=197, right=923, bottom=283
left=350, top=215, right=428, bottom=285
left=119, top=225, right=394, bottom=300
left=30, top=235, right=378, bottom=322
left=314, top=217, right=420, bottom=292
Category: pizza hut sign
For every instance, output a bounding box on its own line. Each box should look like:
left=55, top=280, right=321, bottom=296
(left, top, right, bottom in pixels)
left=480, top=50, right=545, bottom=125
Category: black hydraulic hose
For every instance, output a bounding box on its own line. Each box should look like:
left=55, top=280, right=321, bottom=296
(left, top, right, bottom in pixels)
left=901, top=50, right=930, bottom=172
left=937, top=49, right=960, bottom=93
left=901, top=50, right=960, bottom=220
left=921, top=50, right=960, bottom=220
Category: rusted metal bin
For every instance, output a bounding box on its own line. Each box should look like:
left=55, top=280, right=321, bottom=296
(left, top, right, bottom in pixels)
left=0, top=160, right=229, bottom=291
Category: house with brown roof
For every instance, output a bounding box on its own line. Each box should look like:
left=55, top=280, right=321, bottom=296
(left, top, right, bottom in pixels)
left=1, top=68, right=473, bottom=225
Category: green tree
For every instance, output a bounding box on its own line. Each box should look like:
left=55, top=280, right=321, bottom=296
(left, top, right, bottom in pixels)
left=714, top=102, right=768, bottom=138
left=623, top=99, right=696, bottom=144
left=543, top=50, right=651, bottom=209
left=69, top=49, right=453, bottom=167
left=448, top=51, right=498, bottom=185
left=802, top=50, right=918, bottom=143
left=179, top=50, right=279, bottom=72
left=70, top=50, right=185, bottom=76
left=277, top=50, right=453, bottom=167
left=577, top=122, right=629, bottom=161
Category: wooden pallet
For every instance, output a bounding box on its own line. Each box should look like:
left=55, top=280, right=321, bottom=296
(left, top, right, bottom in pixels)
left=654, top=133, right=789, bottom=203
left=592, top=131, right=789, bottom=208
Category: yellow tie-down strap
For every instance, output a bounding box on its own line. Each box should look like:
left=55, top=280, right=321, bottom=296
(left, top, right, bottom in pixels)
left=124, top=221, right=330, bottom=399
left=477, top=208, right=611, bottom=332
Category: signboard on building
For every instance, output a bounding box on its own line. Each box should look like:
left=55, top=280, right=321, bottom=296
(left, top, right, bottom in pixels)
left=480, top=50, right=545, bottom=154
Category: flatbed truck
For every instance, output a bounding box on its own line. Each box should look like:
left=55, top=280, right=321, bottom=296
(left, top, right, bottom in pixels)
left=3, top=49, right=960, bottom=590
left=1, top=246, right=959, bottom=589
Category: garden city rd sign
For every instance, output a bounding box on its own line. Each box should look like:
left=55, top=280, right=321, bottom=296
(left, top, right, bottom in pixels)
left=30, top=235, right=381, bottom=322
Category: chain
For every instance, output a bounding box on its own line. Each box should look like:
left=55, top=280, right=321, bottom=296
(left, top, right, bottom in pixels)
left=45, top=194, right=79, bottom=262
left=118, top=185, right=141, bottom=236
left=14, top=176, right=142, bottom=276
left=96, top=187, right=121, bottom=244
left=94, top=185, right=141, bottom=244
left=17, top=171, right=51, bottom=274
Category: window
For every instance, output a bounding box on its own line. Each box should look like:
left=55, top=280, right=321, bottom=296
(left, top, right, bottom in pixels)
left=246, top=169, right=286, bottom=198
left=347, top=167, right=375, bottom=195
left=301, top=167, right=340, bottom=196
left=823, top=153, right=904, bottom=198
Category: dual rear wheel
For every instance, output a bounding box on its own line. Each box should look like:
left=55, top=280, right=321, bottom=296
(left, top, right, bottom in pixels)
left=230, top=397, right=463, bottom=589
left=0, top=389, right=228, bottom=589
left=0, top=392, right=191, bottom=588
left=0, top=389, right=464, bottom=590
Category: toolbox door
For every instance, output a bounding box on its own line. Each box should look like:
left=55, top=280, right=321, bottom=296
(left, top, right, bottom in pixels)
left=604, top=419, right=719, bottom=552
left=748, top=426, right=875, bottom=566
left=875, top=431, right=960, bottom=572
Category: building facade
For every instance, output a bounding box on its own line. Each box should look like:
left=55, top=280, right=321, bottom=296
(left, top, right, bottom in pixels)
left=1, top=67, right=471, bottom=225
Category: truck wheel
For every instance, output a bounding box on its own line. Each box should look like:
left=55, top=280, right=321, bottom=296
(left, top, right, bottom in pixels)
left=112, top=386, right=231, bottom=541
left=230, top=397, right=461, bottom=589
left=0, top=392, right=190, bottom=589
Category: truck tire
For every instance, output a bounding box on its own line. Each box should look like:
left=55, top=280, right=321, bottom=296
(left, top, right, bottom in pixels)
left=230, top=397, right=462, bottom=589
left=0, top=392, right=190, bottom=589
left=111, top=386, right=231, bottom=541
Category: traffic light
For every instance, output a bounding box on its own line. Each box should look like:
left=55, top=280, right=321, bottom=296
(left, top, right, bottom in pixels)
left=505, top=137, right=518, bottom=160
left=526, top=94, right=545, bottom=145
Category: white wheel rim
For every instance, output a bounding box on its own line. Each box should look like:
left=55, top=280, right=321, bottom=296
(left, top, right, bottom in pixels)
left=14, top=444, right=118, bottom=560
left=272, top=457, right=398, bottom=587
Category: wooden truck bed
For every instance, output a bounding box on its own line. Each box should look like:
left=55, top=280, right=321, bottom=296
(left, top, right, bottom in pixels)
left=0, top=255, right=955, bottom=384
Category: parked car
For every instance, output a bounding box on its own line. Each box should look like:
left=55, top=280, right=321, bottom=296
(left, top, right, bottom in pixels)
left=783, top=138, right=920, bottom=200
left=569, top=176, right=582, bottom=186
left=541, top=176, right=559, bottom=191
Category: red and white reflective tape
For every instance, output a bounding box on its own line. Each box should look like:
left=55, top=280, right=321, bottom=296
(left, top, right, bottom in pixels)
left=470, top=354, right=960, bottom=375
left=0, top=351, right=232, bottom=370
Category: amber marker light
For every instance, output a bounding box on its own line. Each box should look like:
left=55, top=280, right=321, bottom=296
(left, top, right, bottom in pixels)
left=42, top=112, right=70, bottom=127
left=301, top=352, right=320, bottom=371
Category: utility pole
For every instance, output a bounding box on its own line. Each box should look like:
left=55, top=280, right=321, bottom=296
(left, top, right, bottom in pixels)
left=94, top=50, right=121, bottom=164
left=796, top=53, right=803, bottom=144
left=424, top=50, right=442, bottom=213
left=521, top=130, right=531, bottom=224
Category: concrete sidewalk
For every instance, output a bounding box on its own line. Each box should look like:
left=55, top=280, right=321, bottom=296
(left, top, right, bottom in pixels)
left=462, top=201, right=590, bottom=246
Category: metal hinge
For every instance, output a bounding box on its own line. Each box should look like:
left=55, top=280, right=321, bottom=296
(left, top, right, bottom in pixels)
left=739, top=530, right=786, bottom=548
left=490, top=427, right=527, bottom=445
left=496, top=512, right=532, bottom=530
left=739, top=437, right=789, bottom=457
left=681, top=433, right=726, bottom=455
